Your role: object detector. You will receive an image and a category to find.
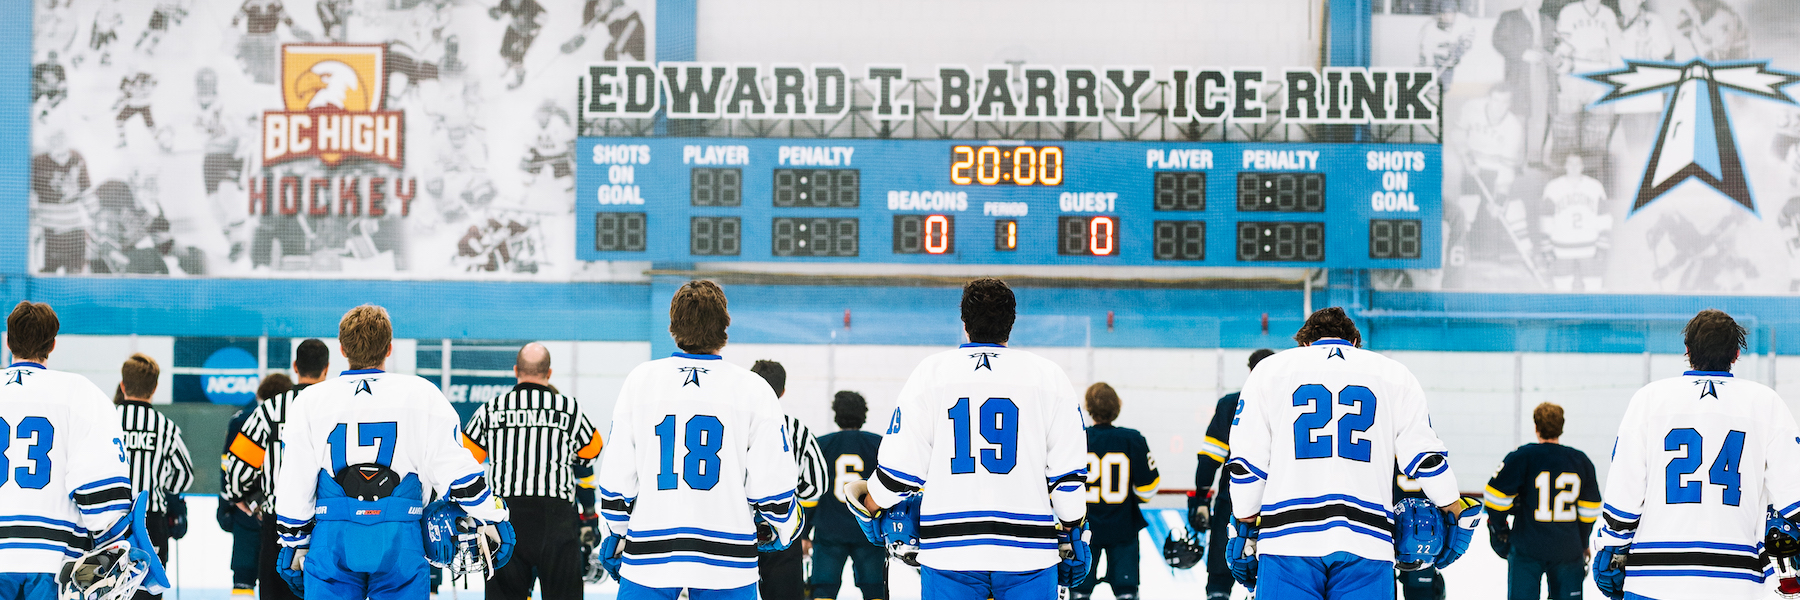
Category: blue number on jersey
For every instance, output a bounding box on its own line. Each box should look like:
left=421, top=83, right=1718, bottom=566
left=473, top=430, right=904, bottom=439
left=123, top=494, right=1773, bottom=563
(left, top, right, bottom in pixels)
left=1664, top=429, right=1747, bottom=505
left=948, top=397, right=1019, bottom=475
left=654, top=414, right=725, bottom=491
left=327, top=422, right=399, bottom=474
left=0, top=417, right=55, bottom=489
left=1291, top=385, right=1377, bottom=461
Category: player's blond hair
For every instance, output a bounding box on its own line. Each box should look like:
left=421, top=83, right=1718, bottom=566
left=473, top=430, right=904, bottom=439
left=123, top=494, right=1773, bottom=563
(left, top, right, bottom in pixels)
left=119, top=353, right=159, bottom=399
left=669, top=280, right=729, bottom=354
left=338, top=305, right=392, bottom=370
left=1086, top=382, right=1121, bottom=425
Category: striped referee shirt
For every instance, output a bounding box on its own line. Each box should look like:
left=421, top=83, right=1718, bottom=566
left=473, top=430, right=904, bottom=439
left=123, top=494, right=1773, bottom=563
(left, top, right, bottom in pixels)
left=117, top=401, right=195, bottom=514
left=786, top=415, right=826, bottom=508
left=462, top=383, right=603, bottom=504
left=223, top=384, right=309, bottom=509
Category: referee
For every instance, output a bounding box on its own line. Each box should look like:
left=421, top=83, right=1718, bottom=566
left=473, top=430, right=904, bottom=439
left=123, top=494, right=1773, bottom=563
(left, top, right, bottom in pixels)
left=749, top=360, right=826, bottom=600
left=461, top=343, right=603, bottom=600
left=115, top=353, right=195, bottom=600
left=222, top=339, right=329, bottom=600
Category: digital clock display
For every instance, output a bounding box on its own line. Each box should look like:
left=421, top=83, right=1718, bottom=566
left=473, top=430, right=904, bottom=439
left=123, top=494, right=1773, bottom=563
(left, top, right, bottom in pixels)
left=691, top=168, right=741, bottom=206
left=594, top=212, right=646, bottom=251
left=1153, top=172, right=1206, bottom=211
left=1369, top=219, right=1422, bottom=259
left=690, top=216, right=741, bottom=256
left=772, top=217, right=859, bottom=257
left=774, top=169, right=859, bottom=208
left=1238, top=172, right=1325, bottom=212
left=1058, top=216, right=1118, bottom=256
left=1153, top=221, right=1205, bottom=261
left=893, top=214, right=954, bottom=255
left=951, top=145, right=1064, bottom=186
left=1237, top=221, right=1325, bottom=262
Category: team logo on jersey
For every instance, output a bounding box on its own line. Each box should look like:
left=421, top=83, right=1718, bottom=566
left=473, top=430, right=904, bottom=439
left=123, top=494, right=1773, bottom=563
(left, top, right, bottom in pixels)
left=1326, top=347, right=1345, bottom=360
left=1585, top=59, right=1800, bottom=214
left=4, top=369, right=31, bottom=385
left=263, top=44, right=404, bottom=167
left=679, top=367, right=708, bottom=387
left=1695, top=378, right=1727, bottom=399
left=354, top=379, right=374, bottom=395
left=970, top=352, right=999, bottom=371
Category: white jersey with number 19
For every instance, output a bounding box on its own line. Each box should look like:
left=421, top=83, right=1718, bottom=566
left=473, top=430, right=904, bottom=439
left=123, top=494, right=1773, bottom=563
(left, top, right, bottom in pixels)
left=1227, top=339, right=1461, bottom=562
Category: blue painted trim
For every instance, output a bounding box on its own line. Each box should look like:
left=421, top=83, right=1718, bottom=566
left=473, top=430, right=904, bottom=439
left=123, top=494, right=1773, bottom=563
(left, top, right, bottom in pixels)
left=1327, top=0, right=1371, bottom=68
left=655, top=0, right=696, bottom=62
left=1684, top=371, right=1733, bottom=377
left=0, top=0, right=28, bottom=275
left=671, top=352, right=721, bottom=360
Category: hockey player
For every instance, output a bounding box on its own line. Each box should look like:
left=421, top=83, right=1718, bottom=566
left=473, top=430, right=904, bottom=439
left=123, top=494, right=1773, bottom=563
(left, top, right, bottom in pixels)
left=1538, top=153, right=1612, bottom=292
left=847, top=277, right=1091, bottom=599
left=223, top=339, right=326, bottom=600
left=271, top=306, right=510, bottom=599
left=114, top=354, right=194, bottom=600
left=1592, top=309, right=1800, bottom=600
left=1192, top=349, right=1275, bottom=600
left=1075, top=383, right=1159, bottom=600
left=1226, top=307, right=1481, bottom=599
left=595, top=280, right=801, bottom=600
left=1675, top=0, right=1749, bottom=61
left=489, top=0, right=546, bottom=90
left=1417, top=0, right=1475, bottom=87
left=746, top=361, right=826, bottom=600
left=810, top=392, right=886, bottom=600
left=1485, top=402, right=1599, bottom=600
left=0, top=301, right=139, bottom=600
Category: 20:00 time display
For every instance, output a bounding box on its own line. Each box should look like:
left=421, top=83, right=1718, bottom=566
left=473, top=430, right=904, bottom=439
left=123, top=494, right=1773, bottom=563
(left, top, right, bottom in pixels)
left=951, top=145, right=1064, bottom=186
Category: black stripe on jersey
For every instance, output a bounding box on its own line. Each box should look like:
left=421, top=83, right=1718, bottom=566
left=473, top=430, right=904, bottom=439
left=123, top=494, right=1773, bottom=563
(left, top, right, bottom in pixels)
left=877, top=470, right=920, bottom=495
left=1626, top=551, right=1762, bottom=571
left=73, top=486, right=133, bottom=507
left=754, top=499, right=793, bottom=518
left=0, top=525, right=90, bottom=548
left=1260, top=503, right=1393, bottom=534
left=919, top=521, right=1058, bottom=540
left=448, top=478, right=488, bottom=502
left=624, top=537, right=758, bottom=559
left=600, top=498, right=633, bottom=514
left=1603, top=513, right=1638, bottom=531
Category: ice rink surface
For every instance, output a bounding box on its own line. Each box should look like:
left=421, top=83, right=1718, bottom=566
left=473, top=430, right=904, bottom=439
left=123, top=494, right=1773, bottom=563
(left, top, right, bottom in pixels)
left=165, top=497, right=1792, bottom=600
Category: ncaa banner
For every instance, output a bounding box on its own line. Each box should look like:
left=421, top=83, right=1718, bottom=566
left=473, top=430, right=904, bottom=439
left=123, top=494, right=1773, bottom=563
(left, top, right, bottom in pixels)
left=30, top=0, right=653, bottom=279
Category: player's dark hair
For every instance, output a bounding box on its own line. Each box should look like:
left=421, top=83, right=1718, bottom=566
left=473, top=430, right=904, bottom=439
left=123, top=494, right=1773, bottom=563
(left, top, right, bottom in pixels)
left=751, top=360, right=786, bottom=397
left=832, top=391, right=868, bottom=430
left=119, top=353, right=159, bottom=400
left=338, top=305, right=393, bottom=370
left=516, top=343, right=551, bottom=378
left=258, top=372, right=295, bottom=401
left=1086, top=382, right=1121, bottom=425
left=669, top=280, right=730, bottom=354
left=1533, top=402, right=1565, bottom=440
left=1248, top=348, right=1276, bottom=371
left=961, top=278, right=1016, bottom=344
left=1294, top=307, right=1361, bottom=347
left=1683, top=309, right=1745, bottom=372
left=294, top=338, right=329, bottom=378
left=6, top=301, right=59, bottom=362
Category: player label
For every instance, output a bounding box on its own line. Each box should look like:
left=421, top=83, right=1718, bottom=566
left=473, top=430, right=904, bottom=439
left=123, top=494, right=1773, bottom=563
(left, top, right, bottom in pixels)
left=683, top=145, right=750, bottom=165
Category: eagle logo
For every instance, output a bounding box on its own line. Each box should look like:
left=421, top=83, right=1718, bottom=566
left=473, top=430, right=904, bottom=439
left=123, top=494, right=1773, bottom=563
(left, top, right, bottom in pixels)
left=280, top=44, right=385, bottom=113
left=265, top=44, right=400, bottom=166
left=296, top=60, right=370, bottom=112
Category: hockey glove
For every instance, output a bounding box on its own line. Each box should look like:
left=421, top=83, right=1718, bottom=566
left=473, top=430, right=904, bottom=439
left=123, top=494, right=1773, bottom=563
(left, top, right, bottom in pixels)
left=1057, top=518, right=1092, bottom=588
left=276, top=546, right=306, bottom=596
left=843, top=479, right=885, bottom=547
left=165, top=494, right=188, bottom=540
left=754, top=512, right=796, bottom=553
left=1226, top=518, right=1258, bottom=589
left=597, top=533, right=625, bottom=581
left=1593, top=544, right=1628, bottom=600
left=577, top=512, right=599, bottom=549
left=1433, top=497, right=1483, bottom=569
left=1187, top=488, right=1212, bottom=533
left=1488, top=517, right=1511, bottom=559
left=479, top=520, right=516, bottom=571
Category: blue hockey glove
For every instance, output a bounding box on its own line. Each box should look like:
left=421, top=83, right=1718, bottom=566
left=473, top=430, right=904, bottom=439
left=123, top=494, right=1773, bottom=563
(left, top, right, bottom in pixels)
left=754, top=511, right=798, bottom=553
left=597, top=533, right=625, bottom=581
left=482, top=520, right=516, bottom=570
left=276, top=546, right=306, bottom=596
left=1433, top=497, right=1483, bottom=569
left=1226, top=518, right=1258, bottom=589
left=1057, top=518, right=1091, bottom=588
left=1593, top=544, right=1628, bottom=600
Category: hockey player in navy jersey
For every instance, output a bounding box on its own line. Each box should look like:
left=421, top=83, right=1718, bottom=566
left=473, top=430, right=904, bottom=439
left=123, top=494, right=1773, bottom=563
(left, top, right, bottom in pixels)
left=1226, top=307, right=1482, bottom=600
left=595, top=280, right=801, bottom=600
left=809, top=391, right=887, bottom=600
left=847, top=277, right=1090, bottom=600
left=272, top=305, right=512, bottom=600
left=1592, top=309, right=1800, bottom=600
left=1485, top=402, right=1599, bottom=600
left=1074, top=382, right=1159, bottom=600
left=1192, top=348, right=1274, bottom=600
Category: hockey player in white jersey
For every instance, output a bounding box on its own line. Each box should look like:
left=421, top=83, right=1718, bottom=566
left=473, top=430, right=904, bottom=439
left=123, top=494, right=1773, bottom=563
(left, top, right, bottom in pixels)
left=846, top=278, right=1091, bottom=600
left=272, top=305, right=512, bottom=600
left=1591, top=309, right=1800, bottom=600
left=594, top=280, right=801, bottom=600
left=0, top=301, right=164, bottom=600
left=1225, top=307, right=1481, bottom=600
left=1538, top=153, right=1613, bottom=292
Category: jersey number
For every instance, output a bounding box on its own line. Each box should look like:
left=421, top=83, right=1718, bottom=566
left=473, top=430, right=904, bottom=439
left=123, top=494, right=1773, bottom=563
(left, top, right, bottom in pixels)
left=1532, top=472, right=1581, bottom=522
left=1085, top=452, right=1130, bottom=504
left=655, top=415, right=724, bottom=491
left=326, top=422, right=397, bottom=474
left=0, top=417, right=55, bottom=489
left=1291, top=385, right=1377, bottom=462
left=949, top=397, right=1017, bottom=475
left=1664, top=428, right=1746, bottom=506
left=834, top=455, right=865, bottom=503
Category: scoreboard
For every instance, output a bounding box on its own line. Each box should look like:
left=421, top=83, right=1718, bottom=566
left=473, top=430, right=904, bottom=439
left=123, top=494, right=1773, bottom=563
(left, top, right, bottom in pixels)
left=577, top=138, right=1440, bottom=268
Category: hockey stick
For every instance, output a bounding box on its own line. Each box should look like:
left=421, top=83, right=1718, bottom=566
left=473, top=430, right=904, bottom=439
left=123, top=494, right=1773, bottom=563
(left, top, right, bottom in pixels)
left=1455, top=151, right=1552, bottom=288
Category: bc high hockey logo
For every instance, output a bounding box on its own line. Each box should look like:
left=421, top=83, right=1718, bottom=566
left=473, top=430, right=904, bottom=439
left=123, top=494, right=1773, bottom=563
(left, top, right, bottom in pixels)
left=1585, top=59, right=1800, bottom=215
left=264, top=44, right=404, bottom=167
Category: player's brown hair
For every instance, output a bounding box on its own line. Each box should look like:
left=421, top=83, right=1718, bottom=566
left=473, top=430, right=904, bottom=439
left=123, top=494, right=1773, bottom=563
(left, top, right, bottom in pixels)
left=1533, top=402, right=1565, bottom=441
left=257, top=372, right=294, bottom=400
left=1684, top=309, right=1745, bottom=372
left=338, top=305, right=393, bottom=370
left=6, top=301, right=59, bottom=362
left=669, top=280, right=730, bottom=354
left=1294, top=306, right=1362, bottom=347
left=119, top=353, right=159, bottom=399
left=1086, top=382, right=1121, bottom=425
left=961, top=278, right=1016, bottom=344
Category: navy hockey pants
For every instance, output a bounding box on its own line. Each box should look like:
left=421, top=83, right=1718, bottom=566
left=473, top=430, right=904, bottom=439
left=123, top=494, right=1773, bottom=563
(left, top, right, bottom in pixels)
left=1257, top=552, right=1394, bottom=600
left=809, top=540, right=887, bottom=600
left=1509, top=551, right=1584, bottom=600
left=617, top=579, right=755, bottom=600
left=0, top=573, right=56, bottom=600
left=1072, top=540, right=1139, bottom=599
left=920, top=566, right=1055, bottom=600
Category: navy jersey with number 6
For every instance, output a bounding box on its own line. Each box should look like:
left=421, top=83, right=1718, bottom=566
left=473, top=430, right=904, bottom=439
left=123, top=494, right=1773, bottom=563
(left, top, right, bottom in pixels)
left=1083, top=424, right=1160, bottom=547
left=814, top=429, right=883, bottom=545
left=1482, top=443, right=1599, bottom=563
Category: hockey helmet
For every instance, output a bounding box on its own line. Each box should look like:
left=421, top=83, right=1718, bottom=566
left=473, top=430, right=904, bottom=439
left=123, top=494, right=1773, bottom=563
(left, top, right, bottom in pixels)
left=1162, top=530, right=1205, bottom=570
left=58, top=540, right=156, bottom=600
left=1769, top=509, right=1800, bottom=598
left=1393, top=497, right=1447, bottom=571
